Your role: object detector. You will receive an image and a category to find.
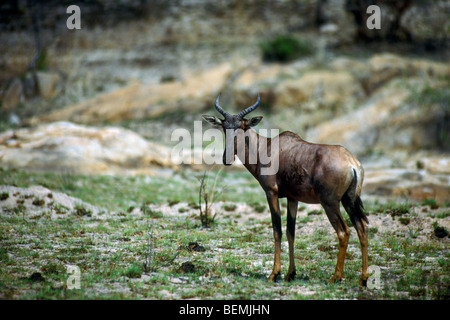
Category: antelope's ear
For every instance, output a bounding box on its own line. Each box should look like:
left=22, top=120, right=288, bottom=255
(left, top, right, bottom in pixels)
left=247, top=116, right=263, bottom=127
left=202, top=114, right=222, bottom=127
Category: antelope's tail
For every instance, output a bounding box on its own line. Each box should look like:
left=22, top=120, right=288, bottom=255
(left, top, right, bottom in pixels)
left=342, top=168, right=369, bottom=227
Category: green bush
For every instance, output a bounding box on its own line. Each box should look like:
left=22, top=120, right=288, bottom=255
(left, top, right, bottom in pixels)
left=260, top=35, right=314, bottom=63
left=35, top=48, right=48, bottom=71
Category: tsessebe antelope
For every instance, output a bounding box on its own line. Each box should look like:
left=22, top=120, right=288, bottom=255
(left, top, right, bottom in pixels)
left=202, top=93, right=369, bottom=286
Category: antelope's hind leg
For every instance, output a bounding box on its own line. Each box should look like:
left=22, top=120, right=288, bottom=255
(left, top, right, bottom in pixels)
left=341, top=196, right=369, bottom=287
left=285, top=198, right=298, bottom=282
left=355, top=220, right=369, bottom=287
left=321, top=200, right=350, bottom=283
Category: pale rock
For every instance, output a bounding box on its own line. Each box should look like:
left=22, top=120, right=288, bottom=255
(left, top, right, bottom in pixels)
left=273, top=70, right=363, bottom=110
left=2, top=77, right=23, bottom=110
left=0, top=122, right=174, bottom=174
left=415, top=157, right=450, bottom=175
left=36, top=71, right=61, bottom=99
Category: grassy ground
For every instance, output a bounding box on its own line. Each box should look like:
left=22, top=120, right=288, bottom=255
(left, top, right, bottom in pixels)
left=0, top=168, right=449, bottom=299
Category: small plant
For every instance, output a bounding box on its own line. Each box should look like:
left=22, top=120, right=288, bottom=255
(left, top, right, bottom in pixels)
left=168, top=200, right=180, bottom=206
left=399, top=216, right=411, bottom=225
left=74, top=203, right=92, bottom=217
left=32, top=197, right=45, bottom=207
left=141, top=202, right=163, bottom=218
left=124, top=262, right=143, bottom=278
left=260, top=35, right=314, bottom=63
left=142, top=226, right=154, bottom=273
left=385, top=202, right=411, bottom=217
left=198, top=170, right=224, bottom=227
left=432, top=221, right=449, bottom=238
left=178, top=207, right=189, bottom=213
left=51, top=203, right=69, bottom=215
left=54, top=170, right=77, bottom=191
left=307, top=209, right=322, bottom=216
left=251, top=202, right=266, bottom=213
left=408, top=226, right=419, bottom=238
left=422, top=198, right=439, bottom=210
left=222, top=203, right=237, bottom=212
left=35, top=48, right=48, bottom=71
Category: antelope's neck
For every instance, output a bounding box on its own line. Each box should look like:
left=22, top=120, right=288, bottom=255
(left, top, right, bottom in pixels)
left=237, top=128, right=268, bottom=178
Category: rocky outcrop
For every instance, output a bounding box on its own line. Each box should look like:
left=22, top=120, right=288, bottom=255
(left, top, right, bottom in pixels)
left=232, top=63, right=364, bottom=112
left=274, top=70, right=363, bottom=110
left=235, top=52, right=448, bottom=110
left=0, top=122, right=174, bottom=174
left=40, top=53, right=448, bottom=126
left=363, top=164, right=450, bottom=205
left=35, top=63, right=232, bottom=124
left=356, top=54, right=450, bottom=95
left=305, top=77, right=448, bottom=156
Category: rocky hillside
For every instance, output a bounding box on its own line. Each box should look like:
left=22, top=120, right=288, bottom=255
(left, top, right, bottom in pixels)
left=1, top=0, right=448, bottom=109
left=22, top=53, right=450, bottom=158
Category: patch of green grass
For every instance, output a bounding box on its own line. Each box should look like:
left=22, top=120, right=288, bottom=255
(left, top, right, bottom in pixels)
left=0, top=168, right=266, bottom=211
left=408, top=82, right=450, bottom=110
left=260, top=35, right=314, bottom=63
left=429, top=211, right=450, bottom=219
left=366, top=200, right=412, bottom=215
left=123, top=262, right=143, bottom=279
left=422, top=198, right=439, bottom=209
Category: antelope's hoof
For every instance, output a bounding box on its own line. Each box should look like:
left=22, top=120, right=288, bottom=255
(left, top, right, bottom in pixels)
left=285, top=271, right=296, bottom=282
left=268, top=272, right=280, bottom=282
left=359, top=278, right=368, bottom=287
left=359, top=276, right=369, bottom=287
left=329, top=274, right=343, bottom=284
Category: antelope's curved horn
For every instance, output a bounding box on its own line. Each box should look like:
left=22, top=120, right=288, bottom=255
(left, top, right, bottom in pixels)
left=237, top=93, right=260, bottom=119
left=214, top=93, right=229, bottom=117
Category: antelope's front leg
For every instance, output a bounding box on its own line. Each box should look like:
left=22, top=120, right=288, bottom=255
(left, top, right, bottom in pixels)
left=266, top=191, right=282, bottom=282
